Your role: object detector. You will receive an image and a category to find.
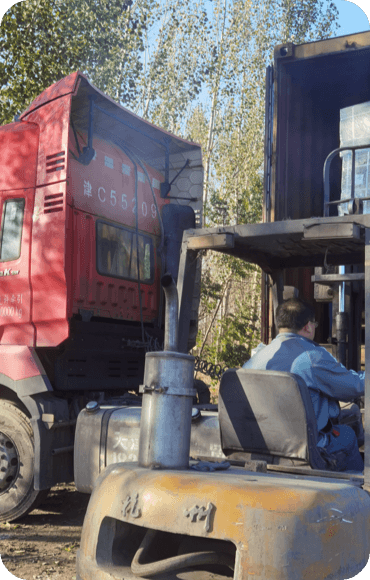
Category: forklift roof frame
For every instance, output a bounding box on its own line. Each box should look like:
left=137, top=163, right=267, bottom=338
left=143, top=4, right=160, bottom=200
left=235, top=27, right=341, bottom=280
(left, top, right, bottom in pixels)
left=177, top=213, right=370, bottom=488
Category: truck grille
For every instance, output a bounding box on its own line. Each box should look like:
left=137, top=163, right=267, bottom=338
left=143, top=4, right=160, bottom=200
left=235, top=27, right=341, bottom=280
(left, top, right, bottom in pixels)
left=57, top=354, right=144, bottom=390
left=108, top=359, right=121, bottom=378
left=108, top=359, right=140, bottom=378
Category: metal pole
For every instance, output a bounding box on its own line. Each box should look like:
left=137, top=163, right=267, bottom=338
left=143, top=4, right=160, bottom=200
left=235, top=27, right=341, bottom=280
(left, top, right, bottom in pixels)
left=162, top=274, right=179, bottom=352
left=339, top=265, right=345, bottom=312
left=364, top=228, right=370, bottom=491
left=177, top=233, right=199, bottom=354
left=336, top=310, right=348, bottom=367
left=336, top=265, right=348, bottom=366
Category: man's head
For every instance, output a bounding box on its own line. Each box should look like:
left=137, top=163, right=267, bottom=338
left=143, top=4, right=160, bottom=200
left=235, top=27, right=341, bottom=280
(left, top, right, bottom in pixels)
left=276, top=298, right=317, bottom=340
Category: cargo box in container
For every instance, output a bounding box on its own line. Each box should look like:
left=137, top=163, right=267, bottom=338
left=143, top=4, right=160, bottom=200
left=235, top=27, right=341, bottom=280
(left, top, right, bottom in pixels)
left=340, top=101, right=370, bottom=215
left=266, top=31, right=370, bottom=224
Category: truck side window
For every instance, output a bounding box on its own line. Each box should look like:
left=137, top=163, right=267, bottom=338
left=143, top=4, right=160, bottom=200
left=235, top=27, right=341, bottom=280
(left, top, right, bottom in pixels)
left=0, top=199, right=25, bottom=262
left=96, top=221, right=153, bottom=283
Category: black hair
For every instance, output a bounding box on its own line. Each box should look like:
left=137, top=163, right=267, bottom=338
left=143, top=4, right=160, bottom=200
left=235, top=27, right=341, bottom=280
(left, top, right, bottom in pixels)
left=275, top=298, right=315, bottom=332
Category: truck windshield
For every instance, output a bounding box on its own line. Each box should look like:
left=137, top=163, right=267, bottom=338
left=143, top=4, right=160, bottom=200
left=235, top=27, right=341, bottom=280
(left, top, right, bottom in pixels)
left=96, top=221, right=153, bottom=283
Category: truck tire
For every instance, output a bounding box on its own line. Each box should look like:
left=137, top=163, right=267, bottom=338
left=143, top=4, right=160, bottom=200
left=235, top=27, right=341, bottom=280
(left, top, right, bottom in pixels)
left=0, top=400, right=48, bottom=522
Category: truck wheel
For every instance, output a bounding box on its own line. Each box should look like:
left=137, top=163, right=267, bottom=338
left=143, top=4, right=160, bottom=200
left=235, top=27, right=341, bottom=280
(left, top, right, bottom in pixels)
left=0, top=400, right=48, bottom=522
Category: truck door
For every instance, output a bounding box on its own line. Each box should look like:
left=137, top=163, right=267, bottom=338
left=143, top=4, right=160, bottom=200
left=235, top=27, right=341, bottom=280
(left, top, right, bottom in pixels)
left=0, top=193, right=35, bottom=345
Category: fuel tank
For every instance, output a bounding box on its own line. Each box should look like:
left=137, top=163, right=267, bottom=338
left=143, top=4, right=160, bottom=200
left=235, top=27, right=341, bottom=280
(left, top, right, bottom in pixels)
left=74, top=404, right=225, bottom=493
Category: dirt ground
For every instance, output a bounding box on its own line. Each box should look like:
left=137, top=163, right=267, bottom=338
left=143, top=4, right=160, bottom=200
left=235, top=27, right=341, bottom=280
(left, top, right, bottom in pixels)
left=0, top=483, right=90, bottom=580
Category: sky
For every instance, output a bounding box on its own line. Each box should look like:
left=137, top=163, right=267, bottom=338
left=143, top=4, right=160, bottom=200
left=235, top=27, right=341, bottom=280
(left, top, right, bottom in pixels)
left=334, top=0, right=370, bottom=36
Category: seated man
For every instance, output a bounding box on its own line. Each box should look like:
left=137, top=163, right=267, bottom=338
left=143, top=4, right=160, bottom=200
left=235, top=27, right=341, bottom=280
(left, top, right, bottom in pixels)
left=243, top=298, right=364, bottom=472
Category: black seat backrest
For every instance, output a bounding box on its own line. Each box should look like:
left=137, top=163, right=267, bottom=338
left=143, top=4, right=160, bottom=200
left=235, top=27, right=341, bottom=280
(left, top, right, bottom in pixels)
left=218, top=368, right=328, bottom=470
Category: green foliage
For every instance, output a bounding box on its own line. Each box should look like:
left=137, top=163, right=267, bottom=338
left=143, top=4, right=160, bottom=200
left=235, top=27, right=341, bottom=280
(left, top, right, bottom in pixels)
left=199, top=269, right=223, bottom=313
left=134, top=0, right=214, bottom=133
left=0, top=0, right=152, bottom=124
left=274, top=0, right=339, bottom=44
left=196, top=263, right=261, bottom=369
left=201, top=303, right=261, bottom=368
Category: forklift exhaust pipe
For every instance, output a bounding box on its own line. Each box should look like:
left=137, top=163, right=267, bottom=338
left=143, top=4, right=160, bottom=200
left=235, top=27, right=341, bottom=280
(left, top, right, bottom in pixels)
left=162, top=273, right=179, bottom=352
left=138, top=274, right=195, bottom=469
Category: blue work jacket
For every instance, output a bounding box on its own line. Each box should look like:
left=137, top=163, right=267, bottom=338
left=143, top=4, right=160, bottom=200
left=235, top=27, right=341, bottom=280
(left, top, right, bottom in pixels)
left=243, top=333, right=364, bottom=446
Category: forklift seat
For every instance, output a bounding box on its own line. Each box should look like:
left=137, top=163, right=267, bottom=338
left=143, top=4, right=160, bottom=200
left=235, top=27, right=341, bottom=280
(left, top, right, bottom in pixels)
left=218, top=368, right=328, bottom=469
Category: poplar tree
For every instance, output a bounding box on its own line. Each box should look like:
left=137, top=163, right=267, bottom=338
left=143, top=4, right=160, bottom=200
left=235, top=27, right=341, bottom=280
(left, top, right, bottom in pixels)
left=0, top=0, right=153, bottom=124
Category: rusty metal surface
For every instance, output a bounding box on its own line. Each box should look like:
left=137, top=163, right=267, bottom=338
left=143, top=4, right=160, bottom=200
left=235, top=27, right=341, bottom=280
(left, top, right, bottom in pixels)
left=181, top=216, right=370, bottom=272
left=77, top=463, right=370, bottom=580
left=275, top=32, right=370, bottom=63
left=186, top=233, right=234, bottom=250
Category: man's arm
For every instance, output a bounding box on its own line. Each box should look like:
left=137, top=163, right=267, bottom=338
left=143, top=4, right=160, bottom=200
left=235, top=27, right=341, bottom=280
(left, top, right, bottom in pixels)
left=291, top=348, right=365, bottom=402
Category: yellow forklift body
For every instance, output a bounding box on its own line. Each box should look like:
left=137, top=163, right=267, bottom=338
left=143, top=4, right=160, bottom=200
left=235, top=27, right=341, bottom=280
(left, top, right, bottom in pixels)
left=76, top=463, right=370, bottom=580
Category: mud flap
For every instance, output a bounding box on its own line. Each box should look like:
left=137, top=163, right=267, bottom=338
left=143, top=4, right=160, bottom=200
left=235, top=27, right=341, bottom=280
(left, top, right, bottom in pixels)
left=23, top=393, right=74, bottom=490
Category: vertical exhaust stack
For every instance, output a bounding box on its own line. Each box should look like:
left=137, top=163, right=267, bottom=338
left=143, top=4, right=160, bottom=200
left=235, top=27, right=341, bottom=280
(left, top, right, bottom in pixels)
left=162, top=273, right=179, bottom=352
left=138, top=274, right=195, bottom=469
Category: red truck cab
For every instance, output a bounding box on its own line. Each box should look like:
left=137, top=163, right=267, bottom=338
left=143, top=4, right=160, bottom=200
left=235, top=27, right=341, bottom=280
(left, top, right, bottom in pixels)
left=0, top=72, right=202, bottom=522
